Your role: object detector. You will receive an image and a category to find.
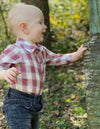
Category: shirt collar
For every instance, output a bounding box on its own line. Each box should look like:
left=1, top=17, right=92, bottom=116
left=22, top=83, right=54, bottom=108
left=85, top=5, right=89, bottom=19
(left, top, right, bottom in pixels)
left=15, top=38, right=43, bottom=53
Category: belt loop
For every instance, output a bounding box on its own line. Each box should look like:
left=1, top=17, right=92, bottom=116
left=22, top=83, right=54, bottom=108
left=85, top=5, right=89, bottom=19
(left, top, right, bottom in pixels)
left=7, top=87, right=10, bottom=94
left=33, top=97, right=36, bottom=105
left=6, top=87, right=11, bottom=97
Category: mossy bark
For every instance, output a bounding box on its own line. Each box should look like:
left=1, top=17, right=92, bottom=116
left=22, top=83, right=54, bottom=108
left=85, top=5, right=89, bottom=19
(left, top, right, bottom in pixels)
left=84, top=0, right=100, bottom=128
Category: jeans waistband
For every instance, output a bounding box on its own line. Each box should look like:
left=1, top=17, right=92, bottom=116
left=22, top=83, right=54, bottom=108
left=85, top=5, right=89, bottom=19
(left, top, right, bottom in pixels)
left=7, top=87, right=42, bottom=100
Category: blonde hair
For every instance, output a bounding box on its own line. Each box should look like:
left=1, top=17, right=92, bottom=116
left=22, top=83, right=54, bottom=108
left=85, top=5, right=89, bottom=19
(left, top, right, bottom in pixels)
left=8, top=3, right=42, bottom=36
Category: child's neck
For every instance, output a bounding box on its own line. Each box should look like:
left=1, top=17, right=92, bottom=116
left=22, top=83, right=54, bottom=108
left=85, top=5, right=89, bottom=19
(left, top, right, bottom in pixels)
left=18, top=37, right=38, bottom=46
left=27, top=40, right=37, bottom=46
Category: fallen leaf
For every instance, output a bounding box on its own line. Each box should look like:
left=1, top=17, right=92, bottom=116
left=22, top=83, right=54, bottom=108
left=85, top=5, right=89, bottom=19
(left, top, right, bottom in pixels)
left=75, top=95, right=81, bottom=101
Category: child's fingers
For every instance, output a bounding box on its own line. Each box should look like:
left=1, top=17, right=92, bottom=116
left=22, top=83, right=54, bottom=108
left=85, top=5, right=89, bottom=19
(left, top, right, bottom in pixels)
left=79, top=44, right=87, bottom=51
left=5, top=67, right=21, bottom=84
left=5, top=76, right=14, bottom=85
left=11, top=67, right=21, bottom=75
left=80, top=44, right=83, bottom=48
left=8, top=73, right=16, bottom=82
left=9, top=70, right=17, bottom=78
left=80, top=44, right=87, bottom=49
left=83, top=47, right=87, bottom=51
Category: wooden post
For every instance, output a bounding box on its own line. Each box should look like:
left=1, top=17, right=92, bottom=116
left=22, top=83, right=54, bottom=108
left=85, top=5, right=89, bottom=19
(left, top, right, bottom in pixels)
left=84, top=0, right=100, bottom=128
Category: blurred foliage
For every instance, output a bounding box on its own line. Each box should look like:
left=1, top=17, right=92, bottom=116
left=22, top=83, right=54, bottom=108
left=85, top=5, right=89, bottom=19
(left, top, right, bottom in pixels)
left=49, top=0, right=89, bottom=53
left=0, top=0, right=20, bottom=53
left=40, top=62, right=87, bottom=129
left=0, top=0, right=89, bottom=53
left=0, top=1, right=11, bottom=52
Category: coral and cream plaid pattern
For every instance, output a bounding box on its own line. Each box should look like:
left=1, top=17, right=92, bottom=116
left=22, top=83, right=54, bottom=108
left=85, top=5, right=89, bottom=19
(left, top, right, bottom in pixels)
left=0, top=38, right=71, bottom=95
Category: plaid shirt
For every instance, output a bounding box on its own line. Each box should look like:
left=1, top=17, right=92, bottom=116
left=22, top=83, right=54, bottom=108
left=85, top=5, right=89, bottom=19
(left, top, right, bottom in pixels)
left=0, top=38, right=71, bottom=95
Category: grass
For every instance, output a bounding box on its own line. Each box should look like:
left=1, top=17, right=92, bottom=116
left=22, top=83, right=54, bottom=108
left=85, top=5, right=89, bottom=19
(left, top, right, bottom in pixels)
left=40, top=60, right=87, bottom=129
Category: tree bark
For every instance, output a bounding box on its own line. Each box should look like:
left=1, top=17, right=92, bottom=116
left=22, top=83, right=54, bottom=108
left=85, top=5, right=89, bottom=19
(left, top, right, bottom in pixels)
left=84, top=0, right=100, bottom=128
left=21, top=0, right=51, bottom=49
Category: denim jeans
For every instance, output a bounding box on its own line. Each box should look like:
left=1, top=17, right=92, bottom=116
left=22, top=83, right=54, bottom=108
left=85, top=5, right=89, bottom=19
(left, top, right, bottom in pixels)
left=2, top=88, right=43, bottom=129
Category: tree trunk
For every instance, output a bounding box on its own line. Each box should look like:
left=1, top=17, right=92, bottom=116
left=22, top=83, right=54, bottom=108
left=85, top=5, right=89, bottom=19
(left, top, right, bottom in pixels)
left=21, top=0, right=51, bottom=49
left=84, top=0, right=100, bottom=128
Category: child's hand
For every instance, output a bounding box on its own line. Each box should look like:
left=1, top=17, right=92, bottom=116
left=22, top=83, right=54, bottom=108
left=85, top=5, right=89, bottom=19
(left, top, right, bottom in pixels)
left=3, top=67, right=21, bottom=85
left=77, top=44, right=87, bottom=58
left=71, top=44, right=87, bottom=62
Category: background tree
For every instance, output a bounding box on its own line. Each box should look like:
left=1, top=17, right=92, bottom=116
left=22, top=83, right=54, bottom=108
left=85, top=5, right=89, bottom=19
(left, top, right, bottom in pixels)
left=0, top=1, right=14, bottom=52
left=21, top=0, right=51, bottom=49
left=84, top=0, right=100, bottom=128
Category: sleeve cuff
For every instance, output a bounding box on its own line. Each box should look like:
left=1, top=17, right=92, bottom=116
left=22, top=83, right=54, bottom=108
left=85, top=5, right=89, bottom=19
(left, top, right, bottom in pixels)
left=66, top=55, right=72, bottom=64
left=0, top=66, right=4, bottom=71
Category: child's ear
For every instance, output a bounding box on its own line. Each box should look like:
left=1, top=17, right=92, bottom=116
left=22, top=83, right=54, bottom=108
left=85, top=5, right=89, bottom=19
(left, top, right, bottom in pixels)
left=19, top=22, right=29, bottom=34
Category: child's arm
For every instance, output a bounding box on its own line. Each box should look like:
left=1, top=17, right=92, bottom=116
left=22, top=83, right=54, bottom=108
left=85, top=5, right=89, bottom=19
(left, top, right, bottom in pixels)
left=0, top=67, right=21, bottom=85
left=44, top=44, right=87, bottom=66
left=66, top=44, right=87, bottom=62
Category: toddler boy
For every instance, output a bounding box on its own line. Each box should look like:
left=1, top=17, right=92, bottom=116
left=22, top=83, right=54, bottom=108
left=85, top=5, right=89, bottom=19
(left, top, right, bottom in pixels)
left=0, top=3, right=87, bottom=129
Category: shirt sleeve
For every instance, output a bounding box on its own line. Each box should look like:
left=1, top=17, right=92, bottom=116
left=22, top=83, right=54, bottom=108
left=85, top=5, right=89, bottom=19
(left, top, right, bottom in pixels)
left=44, top=47, right=72, bottom=66
left=0, top=44, right=23, bottom=70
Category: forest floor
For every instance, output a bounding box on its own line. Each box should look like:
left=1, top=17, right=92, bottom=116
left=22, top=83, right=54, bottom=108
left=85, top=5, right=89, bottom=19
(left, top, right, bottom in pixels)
left=0, top=59, right=87, bottom=129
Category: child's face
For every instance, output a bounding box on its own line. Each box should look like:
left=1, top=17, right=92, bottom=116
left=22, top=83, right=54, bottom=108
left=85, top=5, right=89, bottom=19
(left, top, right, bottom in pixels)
left=27, top=11, right=47, bottom=43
